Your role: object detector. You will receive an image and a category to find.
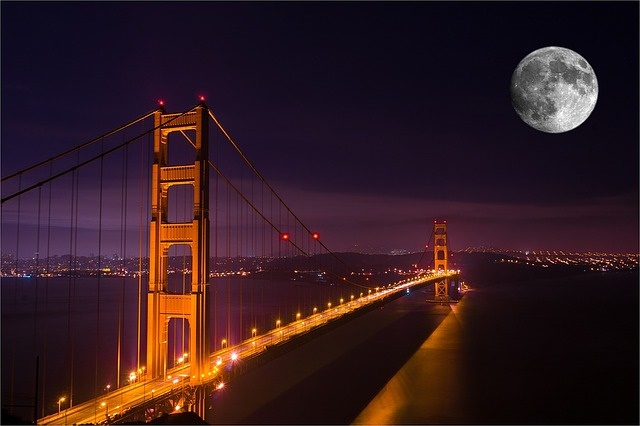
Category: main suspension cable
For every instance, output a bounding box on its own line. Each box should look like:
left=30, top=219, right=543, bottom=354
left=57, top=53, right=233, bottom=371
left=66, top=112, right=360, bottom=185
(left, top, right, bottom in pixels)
left=1, top=105, right=200, bottom=204
left=1, top=109, right=157, bottom=182
left=207, top=108, right=363, bottom=282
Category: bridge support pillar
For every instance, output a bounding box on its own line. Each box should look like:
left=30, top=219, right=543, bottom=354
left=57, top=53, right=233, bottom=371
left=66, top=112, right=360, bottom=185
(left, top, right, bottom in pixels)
left=147, top=103, right=211, bottom=383
left=433, top=221, right=449, bottom=302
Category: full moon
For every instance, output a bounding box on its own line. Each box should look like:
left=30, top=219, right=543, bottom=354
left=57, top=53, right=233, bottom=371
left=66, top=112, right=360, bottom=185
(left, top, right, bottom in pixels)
left=510, top=46, right=598, bottom=133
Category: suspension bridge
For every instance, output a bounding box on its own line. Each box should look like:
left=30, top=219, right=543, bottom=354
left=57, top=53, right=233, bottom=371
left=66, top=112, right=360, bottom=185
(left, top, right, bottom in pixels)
left=1, top=100, right=460, bottom=424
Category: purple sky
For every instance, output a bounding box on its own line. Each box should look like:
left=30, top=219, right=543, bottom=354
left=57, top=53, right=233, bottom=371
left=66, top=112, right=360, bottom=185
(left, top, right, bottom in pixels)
left=2, top=2, right=638, bottom=254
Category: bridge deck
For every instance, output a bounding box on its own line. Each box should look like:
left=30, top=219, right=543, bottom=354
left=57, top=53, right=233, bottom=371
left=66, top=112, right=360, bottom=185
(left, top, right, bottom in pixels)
left=38, top=272, right=458, bottom=425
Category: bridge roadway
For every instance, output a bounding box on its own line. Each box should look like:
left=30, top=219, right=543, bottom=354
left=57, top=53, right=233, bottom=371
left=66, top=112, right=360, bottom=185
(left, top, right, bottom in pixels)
left=38, top=271, right=457, bottom=425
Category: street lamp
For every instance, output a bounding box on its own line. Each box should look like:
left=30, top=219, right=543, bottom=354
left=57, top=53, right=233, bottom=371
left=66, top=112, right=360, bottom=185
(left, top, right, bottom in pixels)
left=221, top=339, right=227, bottom=349
left=296, top=312, right=301, bottom=320
left=313, top=307, right=317, bottom=315
left=58, top=397, right=65, bottom=415
left=101, top=401, right=109, bottom=419
left=276, top=320, right=281, bottom=329
left=327, top=302, right=331, bottom=310
left=252, top=328, right=257, bottom=337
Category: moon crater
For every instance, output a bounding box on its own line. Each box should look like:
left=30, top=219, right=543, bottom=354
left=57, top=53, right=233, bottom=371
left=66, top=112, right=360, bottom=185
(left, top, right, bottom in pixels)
left=510, top=46, right=598, bottom=133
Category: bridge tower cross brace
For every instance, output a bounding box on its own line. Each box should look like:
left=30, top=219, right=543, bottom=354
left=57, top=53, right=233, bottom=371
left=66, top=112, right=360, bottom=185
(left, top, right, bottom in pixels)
left=147, top=104, right=210, bottom=383
left=433, top=221, right=449, bottom=301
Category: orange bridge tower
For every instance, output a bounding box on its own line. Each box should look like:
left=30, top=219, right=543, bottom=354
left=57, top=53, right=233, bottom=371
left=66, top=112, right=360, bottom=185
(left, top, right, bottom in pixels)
left=433, top=220, right=449, bottom=301
left=146, top=103, right=210, bottom=383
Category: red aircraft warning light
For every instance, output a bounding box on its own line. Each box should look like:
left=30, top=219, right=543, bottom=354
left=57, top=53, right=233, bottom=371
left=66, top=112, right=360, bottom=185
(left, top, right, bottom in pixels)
left=157, top=99, right=165, bottom=107
left=198, top=95, right=206, bottom=102
left=281, top=233, right=290, bottom=241
left=312, top=232, right=320, bottom=240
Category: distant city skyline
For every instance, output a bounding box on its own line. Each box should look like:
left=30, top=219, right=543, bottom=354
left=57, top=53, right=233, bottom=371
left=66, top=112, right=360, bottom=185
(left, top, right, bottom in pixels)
left=2, top=249, right=637, bottom=278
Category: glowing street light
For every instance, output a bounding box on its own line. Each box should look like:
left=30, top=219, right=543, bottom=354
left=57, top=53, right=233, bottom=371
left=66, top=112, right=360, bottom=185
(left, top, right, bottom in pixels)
left=313, top=307, right=317, bottom=315
left=58, top=397, right=66, bottom=415
left=296, top=312, right=301, bottom=320
left=327, top=302, right=332, bottom=309
left=221, top=339, right=227, bottom=349
left=276, top=320, right=281, bottom=328
left=340, top=298, right=344, bottom=304
left=252, top=328, right=257, bottom=337
left=101, top=401, right=108, bottom=418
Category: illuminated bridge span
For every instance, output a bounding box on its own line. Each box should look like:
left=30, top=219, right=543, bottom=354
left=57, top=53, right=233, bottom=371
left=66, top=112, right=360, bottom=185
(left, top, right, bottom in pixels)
left=1, top=100, right=460, bottom=425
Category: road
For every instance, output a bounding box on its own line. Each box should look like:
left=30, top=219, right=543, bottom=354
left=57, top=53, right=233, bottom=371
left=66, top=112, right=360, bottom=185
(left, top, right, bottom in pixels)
left=38, top=271, right=456, bottom=424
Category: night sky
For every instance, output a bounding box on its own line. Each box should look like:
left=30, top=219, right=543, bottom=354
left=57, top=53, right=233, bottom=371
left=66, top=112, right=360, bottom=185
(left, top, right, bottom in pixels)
left=2, top=2, right=638, bottom=254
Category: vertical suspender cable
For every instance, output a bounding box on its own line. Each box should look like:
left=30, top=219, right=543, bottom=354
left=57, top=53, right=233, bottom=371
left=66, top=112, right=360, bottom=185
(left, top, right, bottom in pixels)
left=226, top=179, right=231, bottom=345
left=33, top=186, right=42, bottom=419
left=70, top=165, right=80, bottom=409
left=239, top=172, right=243, bottom=341
left=213, top=132, right=219, bottom=353
left=117, top=143, right=129, bottom=390
left=42, top=168, right=53, bottom=418
left=34, top=186, right=41, bottom=345
left=136, top=133, right=146, bottom=376
left=94, top=146, right=105, bottom=421
left=8, top=176, right=22, bottom=414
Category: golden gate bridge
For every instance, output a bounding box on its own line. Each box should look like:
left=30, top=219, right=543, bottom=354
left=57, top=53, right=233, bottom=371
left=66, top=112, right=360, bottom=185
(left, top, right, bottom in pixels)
left=1, top=99, right=459, bottom=424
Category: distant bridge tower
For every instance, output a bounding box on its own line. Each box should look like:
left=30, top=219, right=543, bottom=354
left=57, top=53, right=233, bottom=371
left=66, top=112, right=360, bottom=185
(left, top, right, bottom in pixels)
left=433, top=220, right=449, bottom=301
left=147, top=103, right=210, bottom=383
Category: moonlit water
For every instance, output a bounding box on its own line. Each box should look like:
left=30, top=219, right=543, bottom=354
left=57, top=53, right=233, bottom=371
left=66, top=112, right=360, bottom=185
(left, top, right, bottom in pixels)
left=1, top=274, right=345, bottom=421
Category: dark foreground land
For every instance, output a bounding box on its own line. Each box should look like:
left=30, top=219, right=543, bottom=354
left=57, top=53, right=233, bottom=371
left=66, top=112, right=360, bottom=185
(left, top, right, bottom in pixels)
left=207, top=270, right=638, bottom=425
